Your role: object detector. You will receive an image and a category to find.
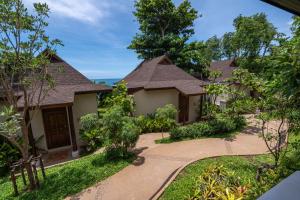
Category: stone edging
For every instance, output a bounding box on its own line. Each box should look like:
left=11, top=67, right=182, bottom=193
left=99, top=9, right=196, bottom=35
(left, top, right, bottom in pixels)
left=151, top=153, right=268, bottom=200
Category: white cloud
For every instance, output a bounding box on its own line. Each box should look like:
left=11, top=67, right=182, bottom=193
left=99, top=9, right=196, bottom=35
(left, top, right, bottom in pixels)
left=24, top=0, right=126, bottom=24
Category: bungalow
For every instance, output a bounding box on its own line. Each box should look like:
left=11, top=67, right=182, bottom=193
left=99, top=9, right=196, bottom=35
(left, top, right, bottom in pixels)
left=14, top=53, right=110, bottom=157
left=123, top=55, right=206, bottom=123
left=207, top=59, right=238, bottom=108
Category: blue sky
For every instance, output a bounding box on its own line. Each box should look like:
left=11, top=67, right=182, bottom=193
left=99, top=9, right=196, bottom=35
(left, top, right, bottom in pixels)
left=24, top=0, right=293, bottom=79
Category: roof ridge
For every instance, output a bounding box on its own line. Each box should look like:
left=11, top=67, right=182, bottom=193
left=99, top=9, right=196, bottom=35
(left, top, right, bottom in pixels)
left=148, top=55, right=172, bottom=82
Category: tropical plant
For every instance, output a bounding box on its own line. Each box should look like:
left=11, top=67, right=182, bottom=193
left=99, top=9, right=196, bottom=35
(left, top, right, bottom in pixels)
left=187, top=165, right=248, bottom=200
left=104, top=80, right=135, bottom=115
left=102, top=106, right=140, bottom=159
left=79, top=113, right=104, bottom=152
left=0, top=136, right=20, bottom=176
left=101, top=82, right=140, bottom=159
left=136, top=104, right=178, bottom=133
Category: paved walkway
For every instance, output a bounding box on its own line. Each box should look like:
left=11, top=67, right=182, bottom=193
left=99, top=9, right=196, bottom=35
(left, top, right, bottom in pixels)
left=68, top=118, right=269, bottom=200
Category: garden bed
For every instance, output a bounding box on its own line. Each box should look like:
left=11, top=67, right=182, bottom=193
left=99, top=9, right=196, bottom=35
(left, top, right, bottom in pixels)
left=159, top=155, right=277, bottom=200
left=0, top=153, right=134, bottom=200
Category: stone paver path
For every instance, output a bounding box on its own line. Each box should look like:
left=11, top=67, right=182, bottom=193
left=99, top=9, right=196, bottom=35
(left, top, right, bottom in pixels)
left=67, top=118, right=269, bottom=200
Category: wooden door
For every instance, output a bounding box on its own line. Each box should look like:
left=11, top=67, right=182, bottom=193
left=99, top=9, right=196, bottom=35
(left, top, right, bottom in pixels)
left=179, top=93, right=189, bottom=123
left=43, top=107, right=71, bottom=149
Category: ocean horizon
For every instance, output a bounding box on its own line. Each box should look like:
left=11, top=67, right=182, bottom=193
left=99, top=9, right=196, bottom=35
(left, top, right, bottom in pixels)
left=91, top=78, right=121, bottom=86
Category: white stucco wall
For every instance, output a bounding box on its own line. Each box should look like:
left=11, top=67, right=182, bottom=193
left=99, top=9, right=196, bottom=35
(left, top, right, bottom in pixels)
left=133, top=89, right=179, bottom=118
left=29, top=109, right=47, bottom=150
left=188, top=95, right=201, bottom=122
left=72, top=93, right=98, bottom=146
left=29, top=93, right=98, bottom=151
left=133, top=89, right=201, bottom=123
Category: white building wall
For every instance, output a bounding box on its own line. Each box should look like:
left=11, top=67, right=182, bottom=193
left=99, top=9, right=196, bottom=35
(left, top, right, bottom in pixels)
left=188, top=95, right=201, bottom=122
left=133, top=89, right=201, bottom=123
left=133, top=89, right=179, bottom=118
left=72, top=93, right=98, bottom=146
left=29, top=109, right=47, bottom=150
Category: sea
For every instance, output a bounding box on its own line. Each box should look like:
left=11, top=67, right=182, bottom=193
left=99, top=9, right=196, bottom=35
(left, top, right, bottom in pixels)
left=91, top=78, right=121, bottom=86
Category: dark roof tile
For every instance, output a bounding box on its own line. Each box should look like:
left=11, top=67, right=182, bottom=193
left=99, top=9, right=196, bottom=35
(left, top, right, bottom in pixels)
left=209, top=59, right=237, bottom=82
left=123, top=55, right=205, bottom=95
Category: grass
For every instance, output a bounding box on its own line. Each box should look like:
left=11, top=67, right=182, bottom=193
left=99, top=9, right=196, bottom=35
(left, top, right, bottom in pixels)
left=159, top=155, right=274, bottom=200
left=0, top=153, right=134, bottom=200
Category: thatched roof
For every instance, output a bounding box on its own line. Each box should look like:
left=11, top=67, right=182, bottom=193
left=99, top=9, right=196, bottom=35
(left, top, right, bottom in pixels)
left=209, top=59, right=237, bottom=82
left=123, top=55, right=205, bottom=95
left=16, top=52, right=110, bottom=108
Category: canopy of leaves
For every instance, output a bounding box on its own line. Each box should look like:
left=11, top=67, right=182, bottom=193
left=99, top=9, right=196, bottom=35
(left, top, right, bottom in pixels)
left=129, top=0, right=210, bottom=75
left=203, top=13, right=279, bottom=74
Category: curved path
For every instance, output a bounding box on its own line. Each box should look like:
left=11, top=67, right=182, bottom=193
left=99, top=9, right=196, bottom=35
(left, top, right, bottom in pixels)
left=68, top=120, right=268, bottom=200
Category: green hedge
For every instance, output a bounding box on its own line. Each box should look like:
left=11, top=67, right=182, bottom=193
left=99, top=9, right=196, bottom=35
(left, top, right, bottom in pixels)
left=170, top=114, right=246, bottom=140
left=135, top=104, right=177, bottom=133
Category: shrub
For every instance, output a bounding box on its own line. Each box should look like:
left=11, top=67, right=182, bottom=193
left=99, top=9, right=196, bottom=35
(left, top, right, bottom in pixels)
left=188, top=165, right=248, bottom=200
left=0, top=137, right=20, bottom=176
left=79, top=113, right=104, bottom=152
left=248, top=168, right=282, bottom=199
left=208, top=114, right=237, bottom=133
left=155, top=104, right=177, bottom=120
left=136, top=104, right=178, bottom=133
left=102, top=106, right=140, bottom=159
left=170, top=115, right=246, bottom=140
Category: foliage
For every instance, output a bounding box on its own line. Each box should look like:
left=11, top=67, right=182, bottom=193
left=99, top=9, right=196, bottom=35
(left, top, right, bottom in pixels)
left=80, top=113, right=99, bottom=132
left=263, top=16, right=300, bottom=101
left=178, top=41, right=210, bottom=76
left=100, top=81, right=140, bottom=158
left=205, top=35, right=222, bottom=61
left=247, top=167, right=282, bottom=199
left=136, top=104, right=178, bottom=133
left=129, top=0, right=210, bottom=76
left=102, top=106, right=140, bottom=159
left=79, top=113, right=104, bottom=152
left=0, top=153, right=133, bottom=200
left=169, top=114, right=246, bottom=140
left=159, top=155, right=280, bottom=200
left=104, top=80, right=135, bottom=115
left=0, top=0, right=62, bottom=189
left=156, top=104, right=177, bottom=120
left=205, top=84, right=228, bottom=105
left=187, top=165, right=247, bottom=200
left=0, top=136, right=20, bottom=176
left=205, top=13, right=279, bottom=74
left=220, top=13, right=278, bottom=74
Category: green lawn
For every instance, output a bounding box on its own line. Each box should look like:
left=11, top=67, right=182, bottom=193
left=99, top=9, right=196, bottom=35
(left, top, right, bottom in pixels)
left=159, top=155, right=276, bottom=200
left=0, top=153, right=133, bottom=200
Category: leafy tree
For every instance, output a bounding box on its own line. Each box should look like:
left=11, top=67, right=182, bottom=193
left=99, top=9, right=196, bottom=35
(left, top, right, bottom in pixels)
left=104, top=80, right=135, bottom=116
left=0, top=0, right=61, bottom=189
left=205, top=35, right=222, bottom=61
left=263, top=16, right=300, bottom=101
left=129, top=0, right=210, bottom=75
left=221, top=32, right=235, bottom=59
left=102, top=82, right=140, bottom=159
left=177, top=41, right=210, bottom=76
left=204, top=70, right=225, bottom=117
left=207, top=13, right=279, bottom=74
left=232, top=13, right=277, bottom=59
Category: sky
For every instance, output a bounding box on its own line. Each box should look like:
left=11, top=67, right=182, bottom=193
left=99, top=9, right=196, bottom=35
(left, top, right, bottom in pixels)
left=24, top=0, right=294, bottom=79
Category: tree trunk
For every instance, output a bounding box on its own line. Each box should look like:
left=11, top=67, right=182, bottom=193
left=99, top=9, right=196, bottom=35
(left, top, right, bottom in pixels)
left=24, top=160, right=36, bottom=190
left=21, top=119, right=36, bottom=190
